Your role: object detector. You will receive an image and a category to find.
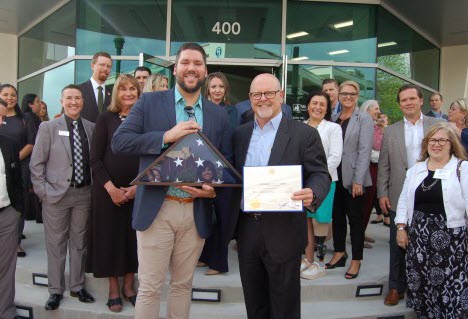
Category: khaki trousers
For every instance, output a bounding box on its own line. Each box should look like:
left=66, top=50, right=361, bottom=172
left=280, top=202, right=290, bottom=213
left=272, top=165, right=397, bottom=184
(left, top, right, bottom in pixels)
left=135, top=200, right=205, bottom=319
left=42, top=186, right=91, bottom=295
left=0, top=206, right=19, bottom=319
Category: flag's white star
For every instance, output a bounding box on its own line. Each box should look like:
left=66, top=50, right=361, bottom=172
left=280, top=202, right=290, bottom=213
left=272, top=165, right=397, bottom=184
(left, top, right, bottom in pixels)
left=196, top=178, right=203, bottom=183
left=216, top=160, right=223, bottom=168
left=174, top=157, right=183, bottom=167
left=213, top=179, right=224, bottom=184
left=195, top=158, right=205, bottom=167
left=175, top=178, right=182, bottom=183
left=196, top=139, right=204, bottom=146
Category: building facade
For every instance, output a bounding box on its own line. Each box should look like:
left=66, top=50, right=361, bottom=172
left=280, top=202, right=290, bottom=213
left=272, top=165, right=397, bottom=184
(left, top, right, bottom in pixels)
left=17, top=0, right=441, bottom=121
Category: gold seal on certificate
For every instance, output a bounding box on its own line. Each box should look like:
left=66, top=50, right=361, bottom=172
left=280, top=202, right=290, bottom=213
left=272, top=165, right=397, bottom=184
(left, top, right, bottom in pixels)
left=243, top=165, right=303, bottom=212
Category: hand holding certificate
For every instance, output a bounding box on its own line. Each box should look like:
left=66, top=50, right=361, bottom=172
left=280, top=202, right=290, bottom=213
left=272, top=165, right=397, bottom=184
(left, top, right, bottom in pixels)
left=243, top=165, right=303, bottom=212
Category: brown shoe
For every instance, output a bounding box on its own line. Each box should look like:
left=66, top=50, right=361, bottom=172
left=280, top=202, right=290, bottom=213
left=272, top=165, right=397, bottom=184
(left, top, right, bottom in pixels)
left=384, top=289, right=404, bottom=306
left=205, top=269, right=222, bottom=276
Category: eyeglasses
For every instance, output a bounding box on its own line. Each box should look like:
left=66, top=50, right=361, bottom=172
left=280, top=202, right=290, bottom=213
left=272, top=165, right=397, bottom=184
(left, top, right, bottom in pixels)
left=339, top=92, right=358, bottom=98
left=249, top=90, right=280, bottom=100
left=428, top=138, right=451, bottom=146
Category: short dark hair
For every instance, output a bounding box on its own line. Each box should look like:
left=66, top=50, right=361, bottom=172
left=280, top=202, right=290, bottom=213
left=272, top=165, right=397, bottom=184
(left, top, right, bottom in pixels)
left=430, top=92, right=443, bottom=101
left=175, top=43, right=207, bottom=66
left=61, top=84, right=83, bottom=97
left=306, top=91, right=332, bottom=121
left=134, top=66, right=151, bottom=76
left=21, top=93, right=38, bottom=113
left=0, top=98, right=7, bottom=107
left=397, top=84, right=423, bottom=102
left=322, top=79, right=338, bottom=88
left=91, top=52, right=112, bottom=64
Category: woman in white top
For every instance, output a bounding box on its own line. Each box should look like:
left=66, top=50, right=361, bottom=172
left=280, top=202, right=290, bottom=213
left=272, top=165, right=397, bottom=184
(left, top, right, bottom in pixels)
left=396, top=122, right=468, bottom=318
left=300, top=91, right=343, bottom=280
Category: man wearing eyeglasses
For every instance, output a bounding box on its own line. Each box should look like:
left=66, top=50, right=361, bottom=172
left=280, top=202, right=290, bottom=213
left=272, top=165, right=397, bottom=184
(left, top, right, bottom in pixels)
left=229, top=73, right=330, bottom=319
left=112, top=43, right=232, bottom=319
left=377, top=84, right=443, bottom=306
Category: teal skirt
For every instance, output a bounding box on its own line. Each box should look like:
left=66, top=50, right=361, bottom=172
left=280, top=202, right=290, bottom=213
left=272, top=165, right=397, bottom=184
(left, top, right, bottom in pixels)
left=307, top=181, right=335, bottom=223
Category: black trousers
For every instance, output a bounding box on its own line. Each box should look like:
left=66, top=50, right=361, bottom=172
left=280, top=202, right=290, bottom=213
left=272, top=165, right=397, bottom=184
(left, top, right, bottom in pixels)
left=237, top=215, right=301, bottom=319
left=332, top=181, right=365, bottom=260
left=388, top=210, right=407, bottom=292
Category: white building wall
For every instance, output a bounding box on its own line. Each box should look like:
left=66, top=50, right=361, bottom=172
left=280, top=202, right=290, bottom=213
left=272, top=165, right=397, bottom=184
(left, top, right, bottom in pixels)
left=440, top=45, right=468, bottom=109
left=0, top=33, right=18, bottom=86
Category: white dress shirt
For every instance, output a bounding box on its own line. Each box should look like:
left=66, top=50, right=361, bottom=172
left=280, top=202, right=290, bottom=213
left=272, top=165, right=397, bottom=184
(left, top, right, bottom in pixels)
left=313, top=119, right=343, bottom=181
left=0, top=148, right=11, bottom=208
left=90, top=77, right=106, bottom=104
left=404, top=113, right=424, bottom=168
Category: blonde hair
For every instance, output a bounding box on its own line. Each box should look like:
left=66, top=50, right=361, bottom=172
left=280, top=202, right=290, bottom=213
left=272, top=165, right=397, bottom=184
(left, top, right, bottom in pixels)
left=143, top=74, right=169, bottom=93
left=108, top=74, right=141, bottom=113
left=203, top=72, right=231, bottom=105
left=419, top=122, right=467, bottom=162
left=451, top=98, right=468, bottom=125
left=339, top=80, right=360, bottom=95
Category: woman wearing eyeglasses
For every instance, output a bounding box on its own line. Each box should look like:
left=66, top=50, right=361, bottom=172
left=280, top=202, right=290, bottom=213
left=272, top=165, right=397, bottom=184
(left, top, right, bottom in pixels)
left=325, top=81, right=373, bottom=279
left=448, top=98, right=468, bottom=152
left=396, top=122, right=468, bottom=318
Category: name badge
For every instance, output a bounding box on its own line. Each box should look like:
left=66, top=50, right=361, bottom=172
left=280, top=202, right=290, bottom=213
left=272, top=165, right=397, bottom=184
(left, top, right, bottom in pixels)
left=433, top=169, right=450, bottom=180
left=58, top=130, right=70, bottom=136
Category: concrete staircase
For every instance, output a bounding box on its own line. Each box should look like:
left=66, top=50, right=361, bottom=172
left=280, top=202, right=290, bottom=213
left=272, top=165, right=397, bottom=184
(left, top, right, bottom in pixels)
left=15, top=220, right=416, bottom=319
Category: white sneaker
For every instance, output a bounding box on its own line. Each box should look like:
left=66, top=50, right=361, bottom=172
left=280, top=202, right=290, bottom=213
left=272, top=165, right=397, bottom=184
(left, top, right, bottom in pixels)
left=300, top=258, right=311, bottom=272
left=301, top=262, right=326, bottom=280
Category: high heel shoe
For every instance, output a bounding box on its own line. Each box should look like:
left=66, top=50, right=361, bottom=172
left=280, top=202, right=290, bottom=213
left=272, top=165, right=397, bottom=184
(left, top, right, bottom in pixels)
left=345, top=263, right=361, bottom=279
left=325, top=252, right=347, bottom=269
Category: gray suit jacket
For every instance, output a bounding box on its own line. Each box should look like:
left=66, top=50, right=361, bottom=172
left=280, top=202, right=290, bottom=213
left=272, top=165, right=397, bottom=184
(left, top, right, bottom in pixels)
left=30, top=115, right=95, bottom=204
left=332, top=107, right=374, bottom=191
left=377, top=115, right=442, bottom=208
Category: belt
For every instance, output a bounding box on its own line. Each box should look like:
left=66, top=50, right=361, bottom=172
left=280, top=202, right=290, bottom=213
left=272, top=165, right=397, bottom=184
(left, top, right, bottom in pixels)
left=245, top=212, right=262, bottom=220
left=165, top=195, right=194, bottom=203
left=70, top=180, right=91, bottom=188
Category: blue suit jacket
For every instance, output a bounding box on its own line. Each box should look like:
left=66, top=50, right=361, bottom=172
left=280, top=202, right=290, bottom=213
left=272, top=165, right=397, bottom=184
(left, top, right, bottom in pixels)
left=235, top=99, right=293, bottom=124
left=111, top=88, right=232, bottom=237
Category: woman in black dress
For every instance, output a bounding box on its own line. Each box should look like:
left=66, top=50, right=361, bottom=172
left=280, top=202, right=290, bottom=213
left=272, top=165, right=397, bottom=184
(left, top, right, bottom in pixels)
left=396, top=122, right=468, bottom=318
left=0, top=84, right=37, bottom=257
left=87, top=74, right=141, bottom=312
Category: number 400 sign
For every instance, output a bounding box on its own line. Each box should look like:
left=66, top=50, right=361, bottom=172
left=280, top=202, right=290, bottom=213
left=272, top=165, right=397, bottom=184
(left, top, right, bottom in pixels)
left=212, top=22, right=241, bottom=35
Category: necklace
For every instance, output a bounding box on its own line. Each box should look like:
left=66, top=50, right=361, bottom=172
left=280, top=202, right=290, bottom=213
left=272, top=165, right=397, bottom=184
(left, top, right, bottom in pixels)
left=420, top=176, right=439, bottom=192
left=119, top=113, right=127, bottom=121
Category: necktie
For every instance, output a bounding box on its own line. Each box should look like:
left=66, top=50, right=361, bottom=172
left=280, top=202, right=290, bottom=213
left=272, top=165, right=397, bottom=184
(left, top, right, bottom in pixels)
left=72, top=121, right=83, bottom=184
left=97, top=86, right=104, bottom=113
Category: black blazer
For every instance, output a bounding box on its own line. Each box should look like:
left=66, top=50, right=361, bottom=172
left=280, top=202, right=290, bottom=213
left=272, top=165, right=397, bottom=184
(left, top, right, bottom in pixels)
left=229, top=116, right=331, bottom=261
left=78, top=80, right=112, bottom=123
left=0, top=135, right=23, bottom=212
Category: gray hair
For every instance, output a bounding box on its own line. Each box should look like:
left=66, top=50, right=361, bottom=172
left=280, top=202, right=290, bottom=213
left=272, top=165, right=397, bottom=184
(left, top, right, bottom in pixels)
left=360, top=99, right=379, bottom=114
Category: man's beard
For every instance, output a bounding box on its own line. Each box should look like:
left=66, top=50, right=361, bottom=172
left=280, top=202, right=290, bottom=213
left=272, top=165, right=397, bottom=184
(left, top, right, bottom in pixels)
left=176, top=76, right=204, bottom=94
left=256, top=107, right=273, bottom=119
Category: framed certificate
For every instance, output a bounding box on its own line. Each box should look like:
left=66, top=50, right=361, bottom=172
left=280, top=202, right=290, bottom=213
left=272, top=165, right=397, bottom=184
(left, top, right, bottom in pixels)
left=243, top=165, right=303, bottom=212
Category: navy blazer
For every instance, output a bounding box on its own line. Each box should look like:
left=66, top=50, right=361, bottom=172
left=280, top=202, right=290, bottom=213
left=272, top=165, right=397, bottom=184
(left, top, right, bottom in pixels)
left=111, top=88, right=232, bottom=237
left=228, top=116, right=331, bottom=261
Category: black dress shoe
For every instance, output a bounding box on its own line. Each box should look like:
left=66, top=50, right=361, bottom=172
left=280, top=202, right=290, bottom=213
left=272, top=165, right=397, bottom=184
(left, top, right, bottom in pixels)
left=45, top=294, right=63, bottom=310
left=325, top=252, right=348, bottom=269
left=70, top=289, right=95, bottom=303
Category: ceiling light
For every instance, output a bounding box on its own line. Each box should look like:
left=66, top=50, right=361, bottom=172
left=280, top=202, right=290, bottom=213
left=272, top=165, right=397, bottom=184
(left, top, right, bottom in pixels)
left=333, top=20, right=353, bottom=29
left=287, top=31, right=309, bottom=39
left=329, top=49, right=349, bottom=55
left=378, top=41, right=398, bottom=48
left=291, top=56, right=308, bottom=61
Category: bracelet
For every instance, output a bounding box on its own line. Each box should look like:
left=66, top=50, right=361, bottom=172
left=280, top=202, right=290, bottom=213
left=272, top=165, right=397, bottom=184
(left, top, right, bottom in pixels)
left=397, top=226, right=406, bottom=231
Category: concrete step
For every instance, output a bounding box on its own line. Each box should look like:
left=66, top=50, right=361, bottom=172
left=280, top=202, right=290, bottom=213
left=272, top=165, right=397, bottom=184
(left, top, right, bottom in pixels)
left=16, top=283, right=415, bottom=319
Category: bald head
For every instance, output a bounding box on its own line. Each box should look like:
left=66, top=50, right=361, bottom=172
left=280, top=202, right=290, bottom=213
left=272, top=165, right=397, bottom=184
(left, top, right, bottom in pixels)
left=249, top=73, right=284, bottom=128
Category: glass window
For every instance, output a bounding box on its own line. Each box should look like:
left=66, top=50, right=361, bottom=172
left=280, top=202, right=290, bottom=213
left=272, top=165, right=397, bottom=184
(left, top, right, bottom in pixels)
left=75, top=59, right=139, bottom=85
left=18, top=61, right=75, bottom=119
left=377, top=7, right=440, bottom=89
left=18, top=1, right=76, bottom=78
left=76, top=0, right=167, bottom=56
left=287, top=65, right=375, bottom=121
left=286, top=1, right=376, bottom=63
left=170, top=0, right=282, bottom=59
